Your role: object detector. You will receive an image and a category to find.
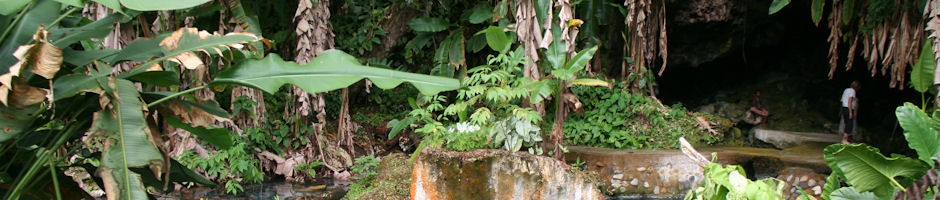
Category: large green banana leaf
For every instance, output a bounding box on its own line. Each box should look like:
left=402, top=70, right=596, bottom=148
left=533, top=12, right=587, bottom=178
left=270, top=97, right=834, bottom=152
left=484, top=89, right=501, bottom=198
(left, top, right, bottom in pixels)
left=823, top=144, right=928, bottom=199
left=212, top=50, right=461, bottom=96
left=912, top=40, right=936, bottom=93
left=897, top=103, right=940, bottom=167
left=93, top=78, right=164, bottom=200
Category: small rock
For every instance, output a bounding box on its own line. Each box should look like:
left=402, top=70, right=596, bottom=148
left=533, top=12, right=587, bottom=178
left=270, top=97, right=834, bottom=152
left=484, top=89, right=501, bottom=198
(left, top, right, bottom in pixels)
left=812, top=186, right=822, bottom=195
left=637, top=167, right=647, bottom=172
left=643, top=181, right=650, bottom=188
left=807, top=179, right=816, bottom=187
left=786, top=175, right=793, bottom=182
left=630, top=179, right=639, bottom=186
left=612, top=174, right=624, bottom=180
left=799, top=176, right=808, bottom=182
left=654, top=186, right=660, bottom=194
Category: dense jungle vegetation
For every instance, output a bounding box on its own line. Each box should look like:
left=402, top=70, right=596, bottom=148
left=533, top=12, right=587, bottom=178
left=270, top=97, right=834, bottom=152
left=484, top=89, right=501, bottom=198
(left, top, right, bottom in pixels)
left=0, top=0, right=939, bottom=199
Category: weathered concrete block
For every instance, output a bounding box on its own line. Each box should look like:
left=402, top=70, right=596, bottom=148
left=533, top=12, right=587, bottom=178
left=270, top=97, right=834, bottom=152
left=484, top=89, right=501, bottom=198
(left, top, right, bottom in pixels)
left=411, top=148, right=604, bottom=200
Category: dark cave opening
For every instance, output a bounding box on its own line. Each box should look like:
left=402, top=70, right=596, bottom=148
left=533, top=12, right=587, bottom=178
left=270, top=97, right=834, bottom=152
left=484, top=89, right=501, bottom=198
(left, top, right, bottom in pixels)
left=655, top=0, right=920, bottom=153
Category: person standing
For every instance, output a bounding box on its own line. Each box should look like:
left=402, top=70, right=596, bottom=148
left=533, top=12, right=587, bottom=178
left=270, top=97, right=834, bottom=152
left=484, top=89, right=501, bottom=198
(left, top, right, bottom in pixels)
left=840, top=81, right=859, bottom=144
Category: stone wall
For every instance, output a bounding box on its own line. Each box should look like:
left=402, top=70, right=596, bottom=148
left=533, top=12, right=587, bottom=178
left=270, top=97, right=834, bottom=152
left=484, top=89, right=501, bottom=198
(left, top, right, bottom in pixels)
left=411, top=148, right=604, bottom=200
left=565, top=145, right=831, bottom=198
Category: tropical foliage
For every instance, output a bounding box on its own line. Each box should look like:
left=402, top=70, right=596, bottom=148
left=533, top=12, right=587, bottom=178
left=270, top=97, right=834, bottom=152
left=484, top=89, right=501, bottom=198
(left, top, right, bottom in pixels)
left=820, top=103, right=939, bottom=199
left=0, top=1, right=459, bottom=199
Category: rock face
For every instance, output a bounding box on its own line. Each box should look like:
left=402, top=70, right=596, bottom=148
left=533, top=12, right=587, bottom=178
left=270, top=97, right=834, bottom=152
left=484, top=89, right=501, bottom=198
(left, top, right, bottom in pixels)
left=411, top=148, right=603, bottom=200
left=565, top=145, right=831, bottom=197
left=753, top=128, right=841, bottom=149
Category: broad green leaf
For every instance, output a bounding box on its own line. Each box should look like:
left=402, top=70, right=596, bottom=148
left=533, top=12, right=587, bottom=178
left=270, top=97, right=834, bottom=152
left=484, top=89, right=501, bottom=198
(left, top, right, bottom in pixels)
left=468, top=5, right=492, bottom=24
left=0, top=104, right=44, bottom=142
left=843, top=0, right=856, bottom=25
left=388, top=116, right=417, bottom=139
left=811, top=0, right=825, bottom=25
left=896, top=103, right=940, bottom=166
left=127, top=71, right=180, bottom=87
left=91, top=0, right=122, bottom=13
left=562, top=46, right=599, bottom=80
left=484, top=26, right=510, bottom=53
left=95, top=78, right=164, bottom=200
left=912, top=40, right=936, bottom=93
left=408, top=17, right=448, bottom=33
left=830, top=187, right=878, bottom=200
left=768, top=0, right=790, bottom=14
left=117, top=28, right=258, bottom=78
left=53, top=74, right=102, bottom=101
left=50, top=13, right=123, bottom=47
left=0, top=0, right=59, bottom=71
left=62, top=48, right=119, bottom=66
left=823, top=144, right=927, bottom=199
left=120, top=0, right=210, bottom=11
left=165, top=117, right=233, bottom=149
left=107, top=35, right=166, bottom=64
left=213, top=50, right=460, bottom=96
left=821, top=172, right=842, bottom=199
left=0, top=0, right=30, bottom=16
left=544, top=23, right=566, bottom=70
left=569, top=78, right=610, bottom=87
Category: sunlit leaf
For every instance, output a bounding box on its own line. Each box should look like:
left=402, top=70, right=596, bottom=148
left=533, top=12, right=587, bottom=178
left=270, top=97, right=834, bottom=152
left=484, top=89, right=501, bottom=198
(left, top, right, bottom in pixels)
left=563, top=46, right=598, bottom=79
left=768, top=0, right=791, bottom=14
left=569, top=78, right=610, bottom=87
left=896, top=103, right=940, bottom=167
left=120, top=0, right=210, bottom=11
left=213, top=50, right=460, bottom=96
left=408, top=17, right=449, bottom=33
left=823, top=144, right=927, bottom=199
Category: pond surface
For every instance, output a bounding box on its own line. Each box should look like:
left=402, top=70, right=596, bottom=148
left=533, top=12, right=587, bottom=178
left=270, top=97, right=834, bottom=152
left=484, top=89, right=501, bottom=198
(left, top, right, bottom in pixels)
left=159, top=179, right=348, bottom=200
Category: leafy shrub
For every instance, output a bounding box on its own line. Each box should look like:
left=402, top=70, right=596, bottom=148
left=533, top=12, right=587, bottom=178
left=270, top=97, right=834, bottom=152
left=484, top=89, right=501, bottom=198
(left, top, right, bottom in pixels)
left=177, top=141, right=264, bottom=194
left=564, top=83, right=723, bottom=149
left=685, top=162, right=812, bottom=200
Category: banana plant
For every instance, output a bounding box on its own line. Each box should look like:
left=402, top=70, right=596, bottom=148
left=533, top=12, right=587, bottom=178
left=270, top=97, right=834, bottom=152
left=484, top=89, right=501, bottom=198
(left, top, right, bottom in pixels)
left=0, top=2, right=460, bottom=199
left=515, top=23, right=609, bottom=158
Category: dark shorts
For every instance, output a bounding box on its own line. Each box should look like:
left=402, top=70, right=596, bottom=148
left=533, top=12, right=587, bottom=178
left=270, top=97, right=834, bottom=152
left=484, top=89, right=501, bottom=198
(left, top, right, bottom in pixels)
left=841, top=107, right=854, bottom=134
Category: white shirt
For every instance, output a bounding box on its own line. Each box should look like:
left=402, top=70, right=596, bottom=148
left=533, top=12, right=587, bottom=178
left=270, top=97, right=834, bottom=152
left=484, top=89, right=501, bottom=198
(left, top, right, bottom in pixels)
left=841, top=88, right=856, bottom=108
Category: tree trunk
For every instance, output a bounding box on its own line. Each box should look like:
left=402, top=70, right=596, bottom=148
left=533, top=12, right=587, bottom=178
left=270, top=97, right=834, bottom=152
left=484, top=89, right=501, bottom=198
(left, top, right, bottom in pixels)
left=293, top=0, right=351, bottom=181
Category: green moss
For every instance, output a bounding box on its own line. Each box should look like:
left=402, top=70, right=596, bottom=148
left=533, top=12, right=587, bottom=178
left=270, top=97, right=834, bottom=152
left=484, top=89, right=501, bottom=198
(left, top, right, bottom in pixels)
left=343, top=153, right=412, bottom=200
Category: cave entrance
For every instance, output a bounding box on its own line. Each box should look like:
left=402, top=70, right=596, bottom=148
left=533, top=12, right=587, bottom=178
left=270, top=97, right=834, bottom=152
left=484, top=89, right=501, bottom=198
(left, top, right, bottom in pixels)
left=655, top=0, right=919, bottom=151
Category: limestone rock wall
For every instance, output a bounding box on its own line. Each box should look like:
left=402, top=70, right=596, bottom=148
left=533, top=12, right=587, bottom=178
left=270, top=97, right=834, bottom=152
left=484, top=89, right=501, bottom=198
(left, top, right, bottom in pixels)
left=410, top=148, right=604, bottom=200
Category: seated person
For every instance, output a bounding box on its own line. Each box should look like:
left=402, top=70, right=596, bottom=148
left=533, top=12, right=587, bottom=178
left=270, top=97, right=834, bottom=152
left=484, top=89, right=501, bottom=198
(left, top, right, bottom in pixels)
left=744, top=91, right=769, bottom=125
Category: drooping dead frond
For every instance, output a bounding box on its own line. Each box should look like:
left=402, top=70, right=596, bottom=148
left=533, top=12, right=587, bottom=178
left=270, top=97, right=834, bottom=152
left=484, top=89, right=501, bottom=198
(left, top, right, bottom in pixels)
left=623, top=0, right=667, bottom=91
left=827, top=0, right=843, bottom=79
left=0, top=26, right=58, bottom=107
left=515, top=0, right=544, bottom=80
left=830, top=0, right=924, bottom=88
